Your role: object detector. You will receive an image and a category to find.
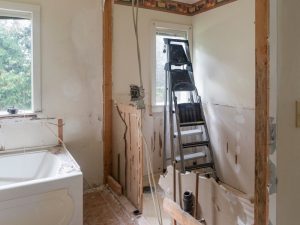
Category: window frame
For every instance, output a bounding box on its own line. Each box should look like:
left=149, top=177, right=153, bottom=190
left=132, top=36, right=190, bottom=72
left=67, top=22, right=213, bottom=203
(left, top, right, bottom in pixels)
left=0, top=0, right=41, bottom=115
left=151, top=21, right=192, bottom=113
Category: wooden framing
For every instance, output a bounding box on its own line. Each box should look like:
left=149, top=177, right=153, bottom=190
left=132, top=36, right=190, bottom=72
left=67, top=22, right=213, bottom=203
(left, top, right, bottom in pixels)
left=103, top=0, right=270, bottom=224
left=163, top=198, right=203, bottom=225
left=114, top=0, right=237, bottom=16
left=107, top=175, right=123, bottom=195
left=103, top=0, right=113, bottom=184
left=255, top=0, right=269, bottom=225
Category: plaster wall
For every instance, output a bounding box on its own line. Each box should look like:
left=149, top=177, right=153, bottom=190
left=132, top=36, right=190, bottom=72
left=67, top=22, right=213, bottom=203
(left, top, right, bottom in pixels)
left=277, top=1, right=300, bottom=224
left=0, top=0, right=103, bottom=187
left=192, top=0, right=255, bottom=195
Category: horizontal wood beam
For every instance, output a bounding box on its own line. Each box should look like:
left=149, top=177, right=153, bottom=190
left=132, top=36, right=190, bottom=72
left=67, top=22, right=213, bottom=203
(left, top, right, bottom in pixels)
left=107, top=175, right=123, bottom=195
left=163, top=198, right=203, bottom=225
left=114, top=0, right=237, bottom=16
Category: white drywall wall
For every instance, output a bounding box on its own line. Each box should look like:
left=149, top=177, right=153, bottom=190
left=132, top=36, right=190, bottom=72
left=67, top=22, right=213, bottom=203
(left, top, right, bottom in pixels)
left=192, top=0, right=255, bottom=195
left=0, top=0, right=103, bottom=187
left=112, top=5, right=192, bottom=184
left=277, top=1, right=300, bottom=224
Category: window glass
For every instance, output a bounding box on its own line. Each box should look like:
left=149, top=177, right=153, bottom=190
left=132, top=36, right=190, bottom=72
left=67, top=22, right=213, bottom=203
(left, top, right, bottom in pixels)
left=155, top=29, right=187, bottom=105
left=0, top=17, right=32, bottom=112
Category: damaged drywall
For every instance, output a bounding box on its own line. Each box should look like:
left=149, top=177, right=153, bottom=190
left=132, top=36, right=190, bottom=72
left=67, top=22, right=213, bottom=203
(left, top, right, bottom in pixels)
left=159, top=166, right=254, bottom=225
left=192, top=0, right=255, bottom=195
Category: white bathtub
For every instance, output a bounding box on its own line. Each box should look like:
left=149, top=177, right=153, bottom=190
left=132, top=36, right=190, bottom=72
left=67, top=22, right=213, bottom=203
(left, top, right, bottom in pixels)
left=0, top=146, right=83, bottom=225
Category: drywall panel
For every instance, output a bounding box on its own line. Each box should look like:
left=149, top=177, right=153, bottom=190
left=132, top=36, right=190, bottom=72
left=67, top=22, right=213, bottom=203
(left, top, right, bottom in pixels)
left=0, top=0, right=103, bottom=186
left=159, top=166, right=254, bottom=225
left=192, top=0, right=255, bottom=195
left=112, top=5, right=192, bottom=181
left=277, top=1, right=300, bottom=225
left=192, top=0, right=255, bottom=108
left=203, top=104, right=255, bottom=195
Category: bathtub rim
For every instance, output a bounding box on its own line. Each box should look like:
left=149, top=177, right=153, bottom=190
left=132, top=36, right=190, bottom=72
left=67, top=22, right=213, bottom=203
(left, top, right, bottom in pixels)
left=0, top=145, right=82, bottom=191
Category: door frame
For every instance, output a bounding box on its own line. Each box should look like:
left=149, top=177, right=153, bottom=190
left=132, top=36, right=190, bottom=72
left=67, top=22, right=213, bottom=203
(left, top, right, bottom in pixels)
left=102, top=1, right=270, bottom=224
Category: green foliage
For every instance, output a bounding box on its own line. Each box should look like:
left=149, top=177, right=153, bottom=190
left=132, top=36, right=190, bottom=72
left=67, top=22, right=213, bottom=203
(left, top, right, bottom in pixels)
left=0, top=19, right=32, bottom=111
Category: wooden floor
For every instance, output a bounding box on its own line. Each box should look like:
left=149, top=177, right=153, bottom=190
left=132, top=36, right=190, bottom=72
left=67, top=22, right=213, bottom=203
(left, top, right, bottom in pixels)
left=83, top=188, right=137, bottom=225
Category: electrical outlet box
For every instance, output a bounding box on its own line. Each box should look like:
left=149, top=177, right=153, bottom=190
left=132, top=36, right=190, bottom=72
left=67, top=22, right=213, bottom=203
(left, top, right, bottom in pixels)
left=296, top=101, right=300, bottom=128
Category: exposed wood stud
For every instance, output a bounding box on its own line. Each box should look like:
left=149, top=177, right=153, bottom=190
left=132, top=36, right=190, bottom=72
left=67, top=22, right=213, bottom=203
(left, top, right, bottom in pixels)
left=58, top=118, right=63, bottom=146
left=255, top=0, right=269, bottom=224
left=103, top=0, right=113, bottom=184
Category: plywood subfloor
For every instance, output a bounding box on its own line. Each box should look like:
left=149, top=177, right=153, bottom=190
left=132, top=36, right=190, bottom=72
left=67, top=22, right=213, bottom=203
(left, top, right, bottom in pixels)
left=84, top=188, right=137, bottom=225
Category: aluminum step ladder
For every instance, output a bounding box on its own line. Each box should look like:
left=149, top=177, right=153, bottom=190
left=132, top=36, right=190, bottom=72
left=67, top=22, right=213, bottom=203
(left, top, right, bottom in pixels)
left=163, top=38, right=217, bottom=176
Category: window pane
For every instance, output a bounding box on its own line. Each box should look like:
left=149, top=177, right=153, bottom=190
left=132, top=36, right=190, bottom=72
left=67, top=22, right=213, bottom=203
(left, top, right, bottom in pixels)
left=155, top=32, right=186, bottom=105
left=0, top=18, right=32, bottom=111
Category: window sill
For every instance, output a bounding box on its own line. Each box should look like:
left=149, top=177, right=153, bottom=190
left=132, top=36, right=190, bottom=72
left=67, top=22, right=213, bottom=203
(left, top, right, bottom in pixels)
left=0, top=111, right=37, bottom=119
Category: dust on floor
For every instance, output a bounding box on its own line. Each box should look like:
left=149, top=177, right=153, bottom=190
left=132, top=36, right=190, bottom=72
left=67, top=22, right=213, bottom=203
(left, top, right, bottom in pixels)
left=84, top=187, right=138, bottom=225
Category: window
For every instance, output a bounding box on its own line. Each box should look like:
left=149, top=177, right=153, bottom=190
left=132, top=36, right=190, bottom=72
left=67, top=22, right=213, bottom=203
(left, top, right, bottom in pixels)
left=0, top=1, right=40, bottom=115
left=152, top=22, right=192, bottom=110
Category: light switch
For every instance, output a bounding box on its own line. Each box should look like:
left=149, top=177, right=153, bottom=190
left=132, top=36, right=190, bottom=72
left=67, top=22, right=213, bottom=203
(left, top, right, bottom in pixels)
left=296, top=101, right=300, bottom=128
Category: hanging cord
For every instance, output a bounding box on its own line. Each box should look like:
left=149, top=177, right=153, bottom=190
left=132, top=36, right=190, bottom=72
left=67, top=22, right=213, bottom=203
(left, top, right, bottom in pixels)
left=131, top=1, right=163, bottom=224
left=142, top=131, right=164, bottom=225
left=131, top=0, right=143, bottom=88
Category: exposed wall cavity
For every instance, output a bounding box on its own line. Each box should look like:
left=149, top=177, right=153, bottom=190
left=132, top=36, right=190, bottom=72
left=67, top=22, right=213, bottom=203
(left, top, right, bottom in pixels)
left=192, top=0, right=255, bottom=195
left=0, top=0, right=103, bottom=187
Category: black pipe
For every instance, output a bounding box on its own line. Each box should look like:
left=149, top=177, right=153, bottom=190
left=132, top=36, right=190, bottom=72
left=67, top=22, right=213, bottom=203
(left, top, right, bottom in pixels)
left=183, top=190, right=193, bottom=215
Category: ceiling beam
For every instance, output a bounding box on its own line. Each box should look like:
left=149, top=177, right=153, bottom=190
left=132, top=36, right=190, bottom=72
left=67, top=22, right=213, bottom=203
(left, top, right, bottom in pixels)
left=114, top=0, right=237, bottom=16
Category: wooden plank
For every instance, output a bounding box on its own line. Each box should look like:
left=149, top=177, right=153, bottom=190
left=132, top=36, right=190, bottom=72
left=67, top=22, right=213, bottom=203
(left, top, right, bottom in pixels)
left=103, top=0, right=113, bottom=184
left=117, top=104, right=143, bottom=212
left=58, top=118, right=64, bottom=146
left=255, top=0, right=269, bottom=225
left=163, top=198, right=203, bottom=225
left=107, top=175, right=123, bottom=195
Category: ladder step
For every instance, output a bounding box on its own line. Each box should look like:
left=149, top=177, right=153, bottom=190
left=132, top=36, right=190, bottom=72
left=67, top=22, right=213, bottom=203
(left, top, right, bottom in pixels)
left=180, top=121, right=205, bottom=127
left=175, top=152, right=206, bottom=162
left=186, top=162, right=214, bottom=171
left=182, top=141, right=209, bottom=148
left=174, top=129, right=203, bottom=137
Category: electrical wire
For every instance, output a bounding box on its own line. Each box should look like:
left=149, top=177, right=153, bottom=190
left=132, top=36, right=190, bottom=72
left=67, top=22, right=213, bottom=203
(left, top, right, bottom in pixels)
left=142, top=132, right=164, bottom=225
left=130, top=1, right=163, bottom=224
left=131, top=0, right=144, bottom=89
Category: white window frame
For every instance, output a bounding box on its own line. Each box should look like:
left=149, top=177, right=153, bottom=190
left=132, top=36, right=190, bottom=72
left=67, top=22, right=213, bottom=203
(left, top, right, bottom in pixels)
left=151, top=21, right=192, bottom=113
left=0, top=1, right=41, bottom=114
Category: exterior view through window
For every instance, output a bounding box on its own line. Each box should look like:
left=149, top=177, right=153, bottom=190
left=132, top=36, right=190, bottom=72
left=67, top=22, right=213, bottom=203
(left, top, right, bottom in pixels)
left=155, top=29, right=187, bottom=106
left=0, top=17, right=32, bottom=112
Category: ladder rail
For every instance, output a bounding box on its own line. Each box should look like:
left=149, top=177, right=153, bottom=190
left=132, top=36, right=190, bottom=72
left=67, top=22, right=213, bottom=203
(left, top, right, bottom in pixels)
left=173, top=93, right=185, bottom=173
left=163, top=69, right=168, bottom=173
left=198, top=96, right=217, bottom=172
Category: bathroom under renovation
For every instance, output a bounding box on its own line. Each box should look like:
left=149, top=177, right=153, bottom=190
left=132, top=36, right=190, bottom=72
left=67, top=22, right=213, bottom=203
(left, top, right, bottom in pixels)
left=0, top=0, right=298, bottom=225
